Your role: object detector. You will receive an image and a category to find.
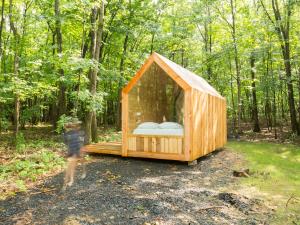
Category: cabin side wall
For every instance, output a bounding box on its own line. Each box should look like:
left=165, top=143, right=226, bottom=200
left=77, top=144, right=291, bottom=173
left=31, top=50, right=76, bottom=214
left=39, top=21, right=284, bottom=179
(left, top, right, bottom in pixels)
left=190, top=89, right=227, bottom=161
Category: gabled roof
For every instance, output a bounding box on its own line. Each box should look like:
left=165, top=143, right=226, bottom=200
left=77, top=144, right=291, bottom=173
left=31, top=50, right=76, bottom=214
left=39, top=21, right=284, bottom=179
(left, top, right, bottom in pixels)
left=123, top=52, right=223, bottom=98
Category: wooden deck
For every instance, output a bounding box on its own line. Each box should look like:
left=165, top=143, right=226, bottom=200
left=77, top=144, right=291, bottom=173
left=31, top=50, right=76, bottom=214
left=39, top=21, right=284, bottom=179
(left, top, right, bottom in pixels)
left=83, top=142, right=122, bottom=155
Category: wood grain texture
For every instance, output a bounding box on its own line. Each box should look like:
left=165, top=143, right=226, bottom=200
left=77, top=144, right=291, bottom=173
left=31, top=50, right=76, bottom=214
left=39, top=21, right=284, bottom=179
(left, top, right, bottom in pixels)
left=189, top=90, right=227, bottom=161
left=127, top=135, right=184, bottom=154
left=84, top=142, right=122, bottom=155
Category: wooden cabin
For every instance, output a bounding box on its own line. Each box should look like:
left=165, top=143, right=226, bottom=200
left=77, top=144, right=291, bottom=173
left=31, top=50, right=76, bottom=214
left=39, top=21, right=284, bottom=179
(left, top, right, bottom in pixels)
left=85, top=52, right=227, bottom=163
left=122, top=52, right=226, bottom=162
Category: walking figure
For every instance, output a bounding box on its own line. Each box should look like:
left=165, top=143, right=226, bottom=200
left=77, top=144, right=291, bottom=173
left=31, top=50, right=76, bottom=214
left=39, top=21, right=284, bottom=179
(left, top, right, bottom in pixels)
left=62, top=119, right=86, bottom=190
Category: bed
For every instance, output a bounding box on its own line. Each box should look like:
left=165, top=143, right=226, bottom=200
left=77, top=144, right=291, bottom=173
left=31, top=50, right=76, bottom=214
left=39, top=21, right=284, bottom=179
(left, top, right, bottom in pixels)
left=133, top=122, right=184, bottom=136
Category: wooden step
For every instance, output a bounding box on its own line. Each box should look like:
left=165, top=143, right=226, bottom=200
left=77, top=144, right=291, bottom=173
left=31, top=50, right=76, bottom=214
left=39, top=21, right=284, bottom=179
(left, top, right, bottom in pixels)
left=83, top=142, right=122, bottom=155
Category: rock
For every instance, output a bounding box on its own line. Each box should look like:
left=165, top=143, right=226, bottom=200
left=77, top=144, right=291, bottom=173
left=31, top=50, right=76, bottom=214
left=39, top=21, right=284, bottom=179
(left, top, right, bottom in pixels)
left=233, top=169, right=250, bottom=177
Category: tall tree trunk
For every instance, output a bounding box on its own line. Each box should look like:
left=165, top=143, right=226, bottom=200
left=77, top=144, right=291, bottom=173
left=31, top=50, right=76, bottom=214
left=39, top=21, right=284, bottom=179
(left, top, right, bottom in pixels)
left=273, top=0, right=299, bottom=134
left=116, top=0, right=133, bottom=130
left=9, top=0, right=20, bottom=137
left=48, top=24, right=57, bottom=127
left=0, top=0, right=5, bottom=58
left=13, top=53, right=20, bottom=135
left=85, top=0, right=104, bottom=144
left=0, top=0, right=4, bottom=130
left=298, top=67, right=300, bottom=132
left=228, top=54, right=236, bottom=136
left=150, top=32, right=155, bottom=54
left=116, top=33, right=129, bottom=130
left=230, top=0, right=241, bottom=136
left=250, top=52, right=260, bottom=132
left=270, top=60, right=277, bottom=139
left=55, top=0, right=66, bottom=118
left=196, top=4, right=213, bottom=82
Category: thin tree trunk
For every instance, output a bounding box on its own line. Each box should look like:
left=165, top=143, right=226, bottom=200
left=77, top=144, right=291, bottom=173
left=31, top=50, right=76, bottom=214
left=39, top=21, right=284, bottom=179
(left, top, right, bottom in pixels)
left=150, top=32, right=155, bottom=54
left=230, top=0, right=241, bottom=136
left=0, top=0, right=5, bottom=58
left=228, top=54, right=236, bottom=136
left=0, top=0, right=4, bottom=130
left=298, top=67, right=300, bottom=131
left=85, top=0, right=104, bottom=144
left=55, top=0, right=66, bottom=118
left=116, top=32, right=129, bottom=130
left=250, top=52, right=260, bottom=132
left=85, top=7, right=97, bottom=144
left=13, top=53, right=20, bottom=135
left=116, top=0, right=133, bottom=130
left=270, top=59, right=277, bottom=139
left=9, top=0, right=20, bottom=137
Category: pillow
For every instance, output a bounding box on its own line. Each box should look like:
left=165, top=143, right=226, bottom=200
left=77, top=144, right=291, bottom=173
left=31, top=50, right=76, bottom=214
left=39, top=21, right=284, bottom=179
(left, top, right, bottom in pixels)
left=159, top=122, right=183, bottom=129
left=137, top=122, right=159, bottom=129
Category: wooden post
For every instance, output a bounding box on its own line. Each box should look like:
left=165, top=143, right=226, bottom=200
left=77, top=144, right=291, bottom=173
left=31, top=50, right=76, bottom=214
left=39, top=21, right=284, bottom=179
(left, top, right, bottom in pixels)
left=122, top=91, right=128, bottom=156
left=184, top=89, right=192, bottom=161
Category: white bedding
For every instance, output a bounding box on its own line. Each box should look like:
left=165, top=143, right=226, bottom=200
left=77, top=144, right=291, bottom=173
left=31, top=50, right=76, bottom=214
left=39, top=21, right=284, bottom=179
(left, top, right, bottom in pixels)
left=133, top=128, right=184, bottom=136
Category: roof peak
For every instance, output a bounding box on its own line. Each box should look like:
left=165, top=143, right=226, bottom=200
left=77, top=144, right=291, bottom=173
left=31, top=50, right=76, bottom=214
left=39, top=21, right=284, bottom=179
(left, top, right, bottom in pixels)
left=152, top=52, right=222, bottom=98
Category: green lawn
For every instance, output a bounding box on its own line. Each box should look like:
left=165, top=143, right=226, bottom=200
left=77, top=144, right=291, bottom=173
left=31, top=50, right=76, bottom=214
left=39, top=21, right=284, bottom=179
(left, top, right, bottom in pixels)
left=227, top=141, right=300, bottom=224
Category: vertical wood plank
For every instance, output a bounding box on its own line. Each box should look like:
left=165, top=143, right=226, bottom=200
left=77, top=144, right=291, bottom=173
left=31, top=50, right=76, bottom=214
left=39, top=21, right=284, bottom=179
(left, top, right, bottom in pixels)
left=164, top=138, right=168, bottom=153
left=156, top=137, right=161, bottom=153
left=152, top=138, right=156, bottom=152
left=170, top=138, right=174, bottom=154
left=121, top=91, right=128, bottom=156
left=148, top=138, right=152, bottom=152
left=144, top=137, right=148, bottom=152
left=174, top=138, right=178, bottom=154
left=178, top=138, right=182, bottom=154
left=184, top=89, right=192, bottom=160
left=133, top=137, right=136, bottom=151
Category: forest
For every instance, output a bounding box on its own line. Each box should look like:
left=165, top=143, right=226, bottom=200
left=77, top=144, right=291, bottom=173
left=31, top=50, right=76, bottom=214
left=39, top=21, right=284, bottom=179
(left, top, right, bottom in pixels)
left=0, top=0, right=300, bottom=142
left=0, top=0, right=300, bottom=224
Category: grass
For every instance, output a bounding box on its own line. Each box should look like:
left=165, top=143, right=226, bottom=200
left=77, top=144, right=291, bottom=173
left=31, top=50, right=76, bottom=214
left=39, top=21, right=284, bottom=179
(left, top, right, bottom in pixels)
left=227, top=141, right=300, bottom=224
left=0, top=125, right=66, bottom=199
left=97, top=127, right=122, bottom=142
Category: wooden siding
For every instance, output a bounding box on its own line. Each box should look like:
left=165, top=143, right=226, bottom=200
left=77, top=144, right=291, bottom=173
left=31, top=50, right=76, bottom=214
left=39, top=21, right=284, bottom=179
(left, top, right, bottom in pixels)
left=84, top=142, right=122, bottom=155
left=190, top=89, right=227, bottom=161
left=127, top=134, right=184, bottom=155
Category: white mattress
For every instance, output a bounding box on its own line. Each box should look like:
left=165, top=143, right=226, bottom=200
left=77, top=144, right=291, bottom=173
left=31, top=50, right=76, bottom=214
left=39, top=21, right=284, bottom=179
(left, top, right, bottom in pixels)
left=133, top=128, right=184, bottom=136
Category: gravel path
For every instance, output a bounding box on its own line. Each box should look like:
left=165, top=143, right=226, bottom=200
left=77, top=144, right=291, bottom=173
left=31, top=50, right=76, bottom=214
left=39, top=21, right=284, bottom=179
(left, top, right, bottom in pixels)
left=0, top=149, right=271, bottom=225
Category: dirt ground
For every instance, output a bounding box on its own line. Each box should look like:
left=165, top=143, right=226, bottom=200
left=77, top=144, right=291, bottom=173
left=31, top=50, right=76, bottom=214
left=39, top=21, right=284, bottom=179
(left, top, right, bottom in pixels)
left=0, top=149, right=272, bottom=225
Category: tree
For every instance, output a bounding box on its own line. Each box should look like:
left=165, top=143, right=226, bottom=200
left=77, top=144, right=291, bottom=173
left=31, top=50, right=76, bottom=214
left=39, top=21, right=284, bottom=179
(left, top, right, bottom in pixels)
left=55, top=0, right=66, bottom=118
left=85, top=0, right=104, bottom=144
left=250, top=52, right=260, bottom=132
left=260, top=0, right=299, bottom=134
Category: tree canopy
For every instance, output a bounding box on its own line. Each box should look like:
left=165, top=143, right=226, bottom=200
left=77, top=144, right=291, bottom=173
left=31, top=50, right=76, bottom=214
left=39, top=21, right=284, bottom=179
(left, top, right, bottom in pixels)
left=1, top=0, right=300, bottom=142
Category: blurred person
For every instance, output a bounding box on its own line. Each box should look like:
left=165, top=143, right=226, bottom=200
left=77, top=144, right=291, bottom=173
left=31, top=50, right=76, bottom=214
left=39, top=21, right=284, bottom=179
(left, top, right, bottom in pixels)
left=62, top=119, right=87, bottom=191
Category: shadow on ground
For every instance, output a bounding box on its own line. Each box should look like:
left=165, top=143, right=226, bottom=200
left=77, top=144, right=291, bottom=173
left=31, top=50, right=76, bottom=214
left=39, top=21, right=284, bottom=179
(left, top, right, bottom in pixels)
left=0, top=149, right=271, bottom=225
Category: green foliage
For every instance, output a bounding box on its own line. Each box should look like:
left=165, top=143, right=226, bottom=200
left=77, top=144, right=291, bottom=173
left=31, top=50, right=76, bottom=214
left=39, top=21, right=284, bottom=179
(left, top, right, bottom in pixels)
left=0, top=0, right=300, bottom=134
left=0, top=118, right=10, bottom=132
left=15, top=132, right=26, bottom=153
left=71, top=90, right=107, bottom=113
left=55, top=114, right=75, bottom=134
left=15, top=180, right=26, bottom=192
left=98, top=127, right=122, bottom=142
left=0, top=150, right=65, bottom=186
